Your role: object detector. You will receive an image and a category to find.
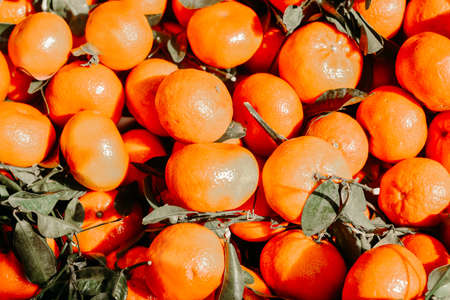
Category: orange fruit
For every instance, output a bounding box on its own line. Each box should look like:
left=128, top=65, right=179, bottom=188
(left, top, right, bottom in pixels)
left=76, top=190, right=143, bottom=254
left=401, top=233, right=450, bottom=275
left=144, top=223, right=225, bottom=300
left=85, top=1, right=153, bottom=71
left=245, top=27, right=285, bottom=73
left=262, top=136, right=352, bottom=224
left=5, top=55, right=35, bottom=102
left=8, top=12, right=72, bottom=80
left=122, top=129, right=167, bottom=163
left=166, top=143, right=259, bottom=212
left=230, top=186, right=286, bottom=242
left=233, top=73, right=303, bottom=157
left=172, top=0, right=197, bottom=27
left=241, top=266, right=272, bottom=300
left=306, top=112, right=368, bottom=176
left=396, top=32, right=450, bottom=111
left=187, top=1, right=263, bottom=69
left=45, top=61, right=124, bottom=127
left=0, top=102, right=55, bottom=167
left=378, top=157, right=450, bottom=227
left=342, top=244, right=427, bottom=300
left=0, top=0, right=34, bottom=24
left=278, top=21, right=363, bottom=104
left=155, top=68, right=233, bottom=143
left=353, top=0, right=406, bottom=39
left=403, top=0, right=450, bottom=38
left=268, top=0, right=303, bottom=12
left=356, top=86, right=427, bottom=163
left=0, top=51, right=10, bottom=101
left=126, top=58, right=178, bottom=136
left=260, top=230, right=347, bottom=300
left=0, top=251, right=39, bottom=300
left=60, top=110, right=129, bottom=191
left=426, top=111, right=450, bottom=172
left=122, top=0, right=167, bottom=15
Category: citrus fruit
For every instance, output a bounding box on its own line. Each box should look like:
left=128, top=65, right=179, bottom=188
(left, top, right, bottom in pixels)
left=122, top=129, right=167, bottom=163
left=260, top=230, right=347, bottom=300
left=166, top=143, right=259, bottom=212
left=76, top=190, right=143, bottom=254
left=356, top=86, right=427, bottom=163
left=396, top=32, right=450, bottom=111
left=60, top=110, right=129, bottom=191
left=278, top=21, right=363, bottom=104
left=403, top=0, right=450, bottom=38
left=0, top=51, right=10, bottom=101
left=378, top=157, right=450, bottom=227
left=0, top=251, right=39, bottom=300
left=187, top=1, right=263, bottom=69
left=401, top=233, right=450, bottom=275
left=0, top=102, right=55, bottom=167
left=45, top=61, right=124, bottom=127
left=245, top=27, right=285, bottom=73
left=353, top=0, right=406, bottom=39
left=342, top=244, right=426, bottom=300
left=126, top=58, right=178, bottom=136
left=0, top=0, right=34, bottom=24
left=306, top=111, right=368, bottom=176
left=144, top=223, right=225, bottom=300
left=8, top=12, right=72, bottom=80
left=155, top=68, right=233, bottom=143
left=262, top=136, right=352, bottom=224
left=85, top=1, right=153, bottom=71
left=233, top=73, right=303, bottom=157
left=426, top=111, right=450, bottom=172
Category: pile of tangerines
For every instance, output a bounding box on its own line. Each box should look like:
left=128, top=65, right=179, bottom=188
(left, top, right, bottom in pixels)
left=0, top=0, right=449, bottom=299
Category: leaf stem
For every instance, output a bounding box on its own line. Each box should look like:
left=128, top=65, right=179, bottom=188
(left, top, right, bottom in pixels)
left=244, top=102, right=288, bottom=145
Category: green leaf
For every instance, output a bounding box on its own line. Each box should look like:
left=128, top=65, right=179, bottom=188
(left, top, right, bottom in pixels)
left=178, top=0, right=222, bottom=9
left=329, top=221, right=364, bottom=265
left=74, top=266, right=113, bottom=296
left=0, top=185, right=9, bottom=198
left=340, top=184, right=375, bottom=231
left=204, top=219, right=228, bottom=239
left=106, top=271, right=128, bottom=300
left=373, top=229, right=402, bottom=248
left=91, top=293, right=111, bottom=300
left=282, top=5, right=304, bottom=33
left=244, top=102, right=287, bottom=145
left=146, top=14, right=162, bottom=26
left=0, top=173, right=21, bottom=192
left=7, top=191, right=60, bottom=215
left=0, top=23, right=14, bottom=52
left=114, top=182, right=138, bottom=217
left=301, top=180, right=340, bottom=236
left=37, top=214, right=81, bottom=238
left=167, top=34, right=187, bottom=63
left=218, top=241, right=245, bottom=300
left=64, top=198, right=85, bottom=227
left=13, top=220, right=57, bottom=285
left=5, top=164, right=42, bottom=186
left=142, top=205, right=191, bottom=225
left=349, top=8, right=384, bottom=55
left=303, top=88, right=367, bottom=118
left=28, top=80, right=48, bottom=94
left=216, top=121, right=246, bottom=143
left=0, top=22, right=13, bottom=35
left=426, top=264, right=450, bottom=300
